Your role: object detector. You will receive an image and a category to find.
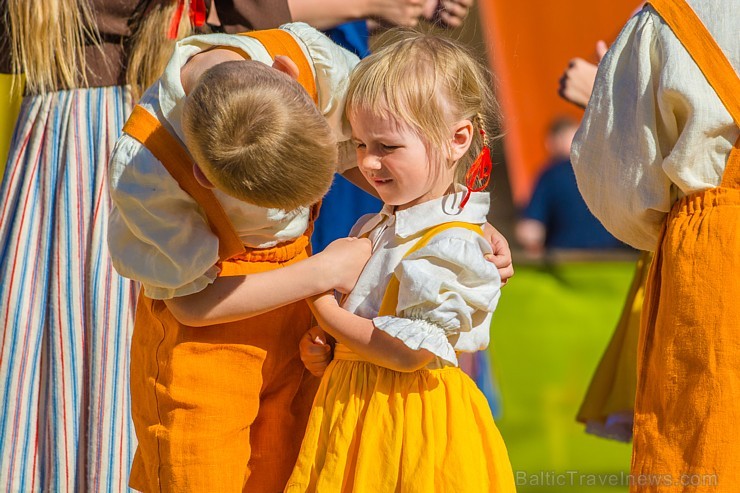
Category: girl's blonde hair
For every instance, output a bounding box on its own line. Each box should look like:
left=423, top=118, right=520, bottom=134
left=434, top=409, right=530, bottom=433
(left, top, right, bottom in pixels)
left=7, top=0, right=192, bottom=97
left=345, top=29, right=499, bottom=184
left=182, top=61, right=337, bottom=211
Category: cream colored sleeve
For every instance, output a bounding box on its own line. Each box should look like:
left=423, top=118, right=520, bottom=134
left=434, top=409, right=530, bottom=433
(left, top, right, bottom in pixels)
left=571, top=7, right=737, bottom=251
left=282, top=22, right=361, bottom=173
left=108, top=135, right=221, bottom=300
left=373, top=229, right=500, bottom=366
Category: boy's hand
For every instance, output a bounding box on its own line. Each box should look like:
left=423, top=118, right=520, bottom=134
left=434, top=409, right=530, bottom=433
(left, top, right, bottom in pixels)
left=299, top=326, right=332, bottom=377
left=483, top=223, right=514, bottom=285
left=320, top=237, right=372, bottom=294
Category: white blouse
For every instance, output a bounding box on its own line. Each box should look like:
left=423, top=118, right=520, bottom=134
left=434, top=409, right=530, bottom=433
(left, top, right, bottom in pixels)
left=342, top=190, right=501, bottom=367
left=571, top=1, right=739, bottom=251
left=108, top=23, right=359, bottom=299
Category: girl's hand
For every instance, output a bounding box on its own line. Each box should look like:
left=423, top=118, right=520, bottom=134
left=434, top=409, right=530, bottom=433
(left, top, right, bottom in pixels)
left=319, top=237, right=372, bottom=294
left=483, top=223, right=514, bottom=285
left=299, top=326, right=332, bottom=377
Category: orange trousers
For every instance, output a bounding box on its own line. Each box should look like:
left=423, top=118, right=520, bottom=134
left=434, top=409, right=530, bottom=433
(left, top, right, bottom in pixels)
left=632, top=188, right=740, bottom=492
left=630, top=1, right=740, bottom=491
left=129, top=244, right=318, bottom=492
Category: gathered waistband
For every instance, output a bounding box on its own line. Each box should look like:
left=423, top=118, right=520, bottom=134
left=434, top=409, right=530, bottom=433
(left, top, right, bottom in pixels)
left=333, top=343, right=454, bottom=371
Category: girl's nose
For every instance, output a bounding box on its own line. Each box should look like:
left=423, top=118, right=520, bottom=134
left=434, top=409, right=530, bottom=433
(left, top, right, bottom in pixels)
left=360, top=153, right=382, bottom=171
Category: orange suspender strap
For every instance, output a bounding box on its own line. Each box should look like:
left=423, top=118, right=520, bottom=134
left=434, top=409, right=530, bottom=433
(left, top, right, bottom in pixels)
left=239, top=29, right=319, bottom=105
left=121, top=106, right=247, bottom=261
left=377, top=222, right=485, bottom=317
left=647, top=0, right=740, bottom=188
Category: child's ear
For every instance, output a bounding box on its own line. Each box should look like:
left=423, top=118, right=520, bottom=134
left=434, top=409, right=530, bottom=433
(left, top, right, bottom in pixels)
left=193, top=163, right=216, bottom=189
left=272, top=55, right=300, bottom=81
left=449, top=119, right=474, bottom=162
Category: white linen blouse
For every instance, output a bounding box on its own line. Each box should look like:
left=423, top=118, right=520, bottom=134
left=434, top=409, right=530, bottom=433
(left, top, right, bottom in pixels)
left=571, top=1, right=739, bottom=251
left=108, top=23, right=359, bottom=299
left=342, top=190, right=501, bottom=367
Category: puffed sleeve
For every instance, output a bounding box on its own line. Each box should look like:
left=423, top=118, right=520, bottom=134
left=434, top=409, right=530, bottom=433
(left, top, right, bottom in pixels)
left=213, top=0, right=292, bottom=32
left=571, top=10, right=673, bottom=251
left=373, top=229, right=501, bottom=366
left=281, top=22, right=361, bottom=172
left=108, top=134, right=221, bottom=300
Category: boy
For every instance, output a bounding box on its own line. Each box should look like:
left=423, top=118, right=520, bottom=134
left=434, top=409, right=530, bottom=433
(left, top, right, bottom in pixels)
left=108, top=23, right=369, bottom=491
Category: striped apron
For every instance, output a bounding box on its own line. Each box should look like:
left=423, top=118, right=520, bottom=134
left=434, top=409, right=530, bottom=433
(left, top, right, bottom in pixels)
left=0, top=86, right=138, bottom=492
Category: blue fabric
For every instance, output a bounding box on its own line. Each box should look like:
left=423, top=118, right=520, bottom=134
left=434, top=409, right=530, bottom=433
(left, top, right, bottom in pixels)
left=523, top=159, right=625, bottom=249
left=324, top=21, right=371, bottom=58
left=474, top=351, right=503, bottom=419
left=313, top=22, right=381, bottom=253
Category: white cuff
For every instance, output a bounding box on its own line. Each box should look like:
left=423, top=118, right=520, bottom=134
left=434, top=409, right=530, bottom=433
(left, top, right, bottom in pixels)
left=373, top=316, right=458, bottom=366
left=141, top=265, right=220, bottom=300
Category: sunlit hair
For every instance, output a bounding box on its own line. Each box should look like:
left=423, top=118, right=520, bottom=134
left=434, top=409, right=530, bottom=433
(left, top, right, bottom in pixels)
left=345, top=29, right=499, bottom=184
left=126, top=1, right=194, bottom=100
left=8, top=0, right=192, bottom=97
left=182, top=61, right=337, bottom=211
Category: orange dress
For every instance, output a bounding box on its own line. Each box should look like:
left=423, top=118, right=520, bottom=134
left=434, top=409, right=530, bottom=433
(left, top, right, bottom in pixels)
left=632, top=1, right=740, bottom=490
left=123, top=30, right=321, bottom=492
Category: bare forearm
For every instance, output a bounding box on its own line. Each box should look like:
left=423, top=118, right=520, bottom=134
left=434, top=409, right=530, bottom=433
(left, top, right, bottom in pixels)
left=309, top=295, right=434, bottom=371
left=288, top=0, right=425, bottom=30
left=287, top=0, right=367, bottom=29
left=165, top=255, right=334, bottom=326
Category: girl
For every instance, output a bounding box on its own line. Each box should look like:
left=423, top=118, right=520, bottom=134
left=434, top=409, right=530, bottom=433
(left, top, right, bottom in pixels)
left=286, top=31, right=516, bottom=492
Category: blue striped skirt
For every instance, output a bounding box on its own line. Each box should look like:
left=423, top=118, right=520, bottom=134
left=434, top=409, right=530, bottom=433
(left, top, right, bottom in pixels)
left=0, top=86, right=138, bottom=492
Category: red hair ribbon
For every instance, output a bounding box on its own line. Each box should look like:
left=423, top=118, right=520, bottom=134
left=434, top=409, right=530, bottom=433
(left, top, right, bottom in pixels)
left=168, top=0, right=207, bottom=39
left=459, top=128, right=492, bottom=209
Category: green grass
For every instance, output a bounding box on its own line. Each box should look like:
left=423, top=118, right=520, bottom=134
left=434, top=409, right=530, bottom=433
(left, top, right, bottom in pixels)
left=489, top=261, right=636, bottom=492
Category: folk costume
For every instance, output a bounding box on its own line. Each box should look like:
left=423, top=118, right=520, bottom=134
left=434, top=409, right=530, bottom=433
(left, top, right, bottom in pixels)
left=572, top=0, right=740, bottom=488
left=108, top=24, right=358, bottom=491
left=286, top=191, right=516, bottom=493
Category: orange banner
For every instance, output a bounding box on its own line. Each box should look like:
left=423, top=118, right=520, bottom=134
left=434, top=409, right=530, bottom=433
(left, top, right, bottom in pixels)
left=479, top=0, right=640, bottom=205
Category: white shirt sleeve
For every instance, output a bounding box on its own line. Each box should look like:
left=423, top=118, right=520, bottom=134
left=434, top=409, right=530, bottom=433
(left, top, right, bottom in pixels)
left=372, top=229, right=501, bottom=366
left=571, top=6, right=738, bottom=251
left=281, top=22, right=361, bottom=173
left=108, top=135, right=221, bottom=300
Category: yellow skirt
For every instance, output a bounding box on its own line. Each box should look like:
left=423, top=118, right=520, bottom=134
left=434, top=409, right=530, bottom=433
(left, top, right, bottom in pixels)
left=285, top=346, right=516, bottom=493
left=576, top=251, right=653, bottom=442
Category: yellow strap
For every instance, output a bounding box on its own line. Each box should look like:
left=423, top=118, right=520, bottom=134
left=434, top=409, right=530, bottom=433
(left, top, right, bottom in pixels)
left=377, top=222, right=484, bottom=317
left=122, top=105, right=246, bottom=261
left=647, top=0, right=740, bottom=188
left=240, top=29, right=319, bottom=105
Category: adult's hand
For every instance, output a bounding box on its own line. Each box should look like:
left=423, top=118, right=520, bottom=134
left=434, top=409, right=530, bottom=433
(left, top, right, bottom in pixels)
left=425, top=0, right=474, bottom=29
left=558, top=41, right=608, bottom=109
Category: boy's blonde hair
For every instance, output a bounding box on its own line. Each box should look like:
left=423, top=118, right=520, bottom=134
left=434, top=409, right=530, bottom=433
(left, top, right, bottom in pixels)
left=182, top=60, right=337, bottom=211
left=346, top=29, right=499, bottom=184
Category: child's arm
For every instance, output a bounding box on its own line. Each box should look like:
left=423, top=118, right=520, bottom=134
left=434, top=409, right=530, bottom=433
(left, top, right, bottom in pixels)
left=164, top=236, right=371, bottom=326
left=309, top=293, right=436, bottom=372
left=312, top=228, right=501, bottom=372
